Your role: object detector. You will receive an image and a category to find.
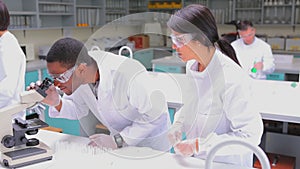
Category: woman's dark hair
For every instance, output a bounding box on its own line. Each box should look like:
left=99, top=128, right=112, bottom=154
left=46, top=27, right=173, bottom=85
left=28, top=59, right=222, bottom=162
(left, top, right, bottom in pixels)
left=0, top=0, right=10, bottom=31
left=167, top=4, right=240, bottom=66
left=46, top=37, right=94, bottom=68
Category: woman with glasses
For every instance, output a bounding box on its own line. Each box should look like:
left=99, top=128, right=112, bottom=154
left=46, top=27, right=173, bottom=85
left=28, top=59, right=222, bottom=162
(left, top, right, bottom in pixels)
left=231, top=20, right=275, bottom=80
left=167, top=4, right=263, bottom=167
left=41, top=37, right=171, bottom=152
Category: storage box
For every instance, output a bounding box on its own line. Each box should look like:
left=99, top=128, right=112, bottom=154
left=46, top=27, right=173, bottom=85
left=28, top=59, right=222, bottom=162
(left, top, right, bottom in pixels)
left=267, top=37, right=285, bottom=50
left=254, top=153, right=295, bottom=169
left=128, top=35, right=149, bottom=49
left=286, top=37, right=300, bottom=51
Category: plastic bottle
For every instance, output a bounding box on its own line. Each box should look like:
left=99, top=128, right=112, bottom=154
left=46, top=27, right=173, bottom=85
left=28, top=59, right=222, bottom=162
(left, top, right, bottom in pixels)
left=250, top=57, right=263, bottom=79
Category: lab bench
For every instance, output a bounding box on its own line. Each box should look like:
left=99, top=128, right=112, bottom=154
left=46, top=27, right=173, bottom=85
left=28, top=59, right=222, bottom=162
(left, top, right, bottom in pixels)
left=0, top=130, right=255, bottom=169
left=146, top=72, right=300, bottom=169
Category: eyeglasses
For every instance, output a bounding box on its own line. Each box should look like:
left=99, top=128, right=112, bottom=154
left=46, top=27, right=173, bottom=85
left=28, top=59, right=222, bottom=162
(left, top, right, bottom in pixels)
left=239, top=32, right=255, bottom=38
left=48, top=66, right=76, bottom=83
left=170, top=33, right=194, bottom=48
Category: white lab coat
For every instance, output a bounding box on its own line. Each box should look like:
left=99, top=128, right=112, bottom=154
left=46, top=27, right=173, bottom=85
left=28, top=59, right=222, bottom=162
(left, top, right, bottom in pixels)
left=231, top=37, right=275, bottom=80
left=175, top=49, right=263, bottom=167
left=0, top=55, right=5, bottom=81
left=0, top=31, right=26, bottom=119
left=49, top=50, right=171, bottom=151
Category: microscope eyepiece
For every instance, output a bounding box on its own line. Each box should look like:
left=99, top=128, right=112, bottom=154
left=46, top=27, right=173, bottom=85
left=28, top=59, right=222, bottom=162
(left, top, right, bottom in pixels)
left=35, top=78, right=53, bottom=97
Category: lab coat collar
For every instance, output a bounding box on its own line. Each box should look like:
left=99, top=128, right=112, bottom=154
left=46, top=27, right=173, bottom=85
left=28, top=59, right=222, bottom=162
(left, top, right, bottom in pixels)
left=88, top=50, right=113, bottom=94
left=188, top=49, right=220, bottom=79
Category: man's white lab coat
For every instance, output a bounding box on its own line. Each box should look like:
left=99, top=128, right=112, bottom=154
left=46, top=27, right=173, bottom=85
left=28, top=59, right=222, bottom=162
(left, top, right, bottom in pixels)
left=231, top=37, right=275, bottom=80
left=49, top=50, right=171, bottom=151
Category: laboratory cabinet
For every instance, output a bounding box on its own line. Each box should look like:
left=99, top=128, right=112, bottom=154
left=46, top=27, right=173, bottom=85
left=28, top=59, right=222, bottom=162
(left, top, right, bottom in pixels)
left=105, top=0, right=129, bottom=23
left=38, top=0, right=75, bottom=28
left=5, top=0, right=300, bottom=30
left=3, top=0, right=231, bottom=29
left=3, top=0, right=106, bottom=29
left=76, top=0, right=105, bottom=27
left=232, top=0, right=298, bottom=25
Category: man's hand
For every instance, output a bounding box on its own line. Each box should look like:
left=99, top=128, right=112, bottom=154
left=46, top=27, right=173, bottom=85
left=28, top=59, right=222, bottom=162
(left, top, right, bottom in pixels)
left=167, top=121, right=183, bottom=146
left=173, top=138, right=199, bottom=157
left=88, top=134, right=118, bottom=150
left=253, top=61, right=263, bottom=70
left=26, top=81, right=60, bottom=107
left=42, top=85, right=61, bottom=106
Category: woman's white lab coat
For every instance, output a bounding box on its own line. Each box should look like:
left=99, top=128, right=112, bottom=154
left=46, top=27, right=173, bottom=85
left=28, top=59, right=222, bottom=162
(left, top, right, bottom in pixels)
left=176, top=49, right=263, bottom=167
left=0, top=31, right=26, bottom=119
left=49, top=50, right=171, bottom=151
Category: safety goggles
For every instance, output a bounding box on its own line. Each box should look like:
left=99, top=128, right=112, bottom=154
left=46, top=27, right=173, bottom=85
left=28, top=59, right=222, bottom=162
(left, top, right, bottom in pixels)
left=238, top=29, right=255, bottom=39
left=170, top=33, right=194, bottom=48
left=49, top=66, right=76, bottom=83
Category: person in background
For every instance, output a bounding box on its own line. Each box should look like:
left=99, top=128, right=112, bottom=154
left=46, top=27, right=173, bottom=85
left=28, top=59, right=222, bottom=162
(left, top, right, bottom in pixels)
left=231, top=20, right=275, bottom=80
left=167, top=4, right=263, bottom=167
left=0, top=0, right=26, bottom=119
left=37, top=37, right=170, bottom=151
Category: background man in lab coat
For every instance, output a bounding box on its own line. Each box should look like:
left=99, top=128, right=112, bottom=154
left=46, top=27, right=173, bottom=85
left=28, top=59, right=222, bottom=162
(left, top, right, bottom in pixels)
left=231, top=20, right=275, bottom=80
left=0, top=0, right=26, bottom=119
left=41, top=37, right=171, bottom=151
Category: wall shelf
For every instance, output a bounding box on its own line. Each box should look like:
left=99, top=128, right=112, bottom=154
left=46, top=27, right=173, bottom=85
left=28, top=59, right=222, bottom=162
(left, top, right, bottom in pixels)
left=3, top=0, right=300, bottom=30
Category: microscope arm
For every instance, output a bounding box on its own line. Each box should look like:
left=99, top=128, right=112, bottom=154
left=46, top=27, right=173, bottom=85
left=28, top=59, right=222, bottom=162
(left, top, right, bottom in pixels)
left=0, top=90, right=44, bottom=151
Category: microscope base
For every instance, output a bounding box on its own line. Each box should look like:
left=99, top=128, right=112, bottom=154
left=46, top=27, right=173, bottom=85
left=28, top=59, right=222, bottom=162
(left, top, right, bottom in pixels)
left=1, top=142, right=52, bottom=168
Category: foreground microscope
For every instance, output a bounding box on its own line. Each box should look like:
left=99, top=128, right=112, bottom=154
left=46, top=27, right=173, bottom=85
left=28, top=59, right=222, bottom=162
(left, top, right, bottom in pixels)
left=0, top=78, right=53, bottom=168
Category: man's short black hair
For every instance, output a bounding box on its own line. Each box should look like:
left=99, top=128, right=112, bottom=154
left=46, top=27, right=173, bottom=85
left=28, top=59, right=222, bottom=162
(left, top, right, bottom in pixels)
left=236, top=20, right=253, bottom=31
left=46, top=37, right=93, bottom=68
left=0, top=0, right=10, bottom=31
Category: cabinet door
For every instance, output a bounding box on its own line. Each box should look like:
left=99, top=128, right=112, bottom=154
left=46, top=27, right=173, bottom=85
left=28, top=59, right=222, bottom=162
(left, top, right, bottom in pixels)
left=129, top=0, right=148, bottom=13
left=3, top=0, right=37, bottom=29
left=233, top=0, right=263, bottom=24
left=294, top=1, right=300, bottom=25
left=76, top=0, right=105, bottom=27
left=37, top=0, right=75, bottom=28
left=105, top=0, right=129, bottom=23
left=262, top=0, right=293, bottom=25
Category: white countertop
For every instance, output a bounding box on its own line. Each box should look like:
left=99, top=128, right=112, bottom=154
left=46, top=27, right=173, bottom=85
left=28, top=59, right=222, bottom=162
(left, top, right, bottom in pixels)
left=274, top=58, right=300, bottom=74
left=251, top=79, right=300, bottom=123
left=0, top=130, right=253, bottom=169
left=147, top=72, right=300, bottom=124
